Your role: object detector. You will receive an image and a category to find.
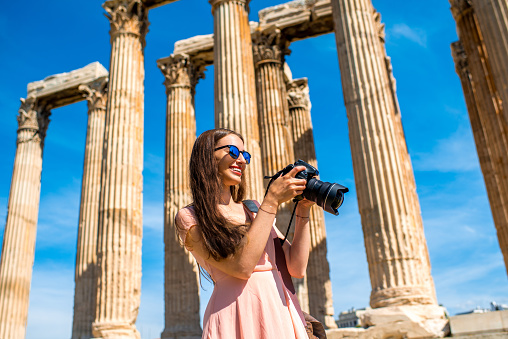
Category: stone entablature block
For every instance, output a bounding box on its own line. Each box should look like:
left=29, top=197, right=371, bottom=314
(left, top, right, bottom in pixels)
left=143, top=0, right=178, bottom=9
left=169, top=0, right=333, bottom=67
left=258, top=0, right=333, bottom=41
left=27, top=62, right=108, bottom=109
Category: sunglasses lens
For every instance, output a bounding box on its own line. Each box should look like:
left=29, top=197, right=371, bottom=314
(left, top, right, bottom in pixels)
left=243, top=152, right=251, bottom=164
left=228, top=145, right=240, bottom=159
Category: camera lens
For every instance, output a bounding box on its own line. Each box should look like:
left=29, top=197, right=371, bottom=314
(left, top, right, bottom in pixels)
left=304, top=178, right=349, bottom=215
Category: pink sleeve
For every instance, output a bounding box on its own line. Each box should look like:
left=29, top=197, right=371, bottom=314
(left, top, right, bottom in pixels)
left=175, top=207, right=198, bottom=248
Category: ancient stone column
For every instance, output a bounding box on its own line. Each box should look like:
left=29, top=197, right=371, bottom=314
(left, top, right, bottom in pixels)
left=253, top=29, right=295, bottom=235
left=0, top=97, right=50, bottom=339
left=287, top=78, right=337, bottom=329
left=450, top=0, right=508, bottom=273
left=157, top=54, right=203, bottom=339
left=92, top=1, right=148, bottom=338
left=332, top=0, right=438, bottom=308
left=374, top=10, right=437, bottom=303
left=209, top=0, right=264, bottom=201
left=72, top=78, right=108, bottom=339
left=470, top=0, right=508, bottom=124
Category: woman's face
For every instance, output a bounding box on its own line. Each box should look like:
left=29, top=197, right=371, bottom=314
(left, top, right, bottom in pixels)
left=214, top=134, right=247, bottom=188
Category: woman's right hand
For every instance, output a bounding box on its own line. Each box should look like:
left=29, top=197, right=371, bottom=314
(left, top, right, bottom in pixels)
left=265, top=165, right=308, bottom=205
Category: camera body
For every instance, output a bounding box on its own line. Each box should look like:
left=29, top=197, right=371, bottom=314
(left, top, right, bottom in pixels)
left=271, top=159, right=349, bottom=215
left=278, top=160, right=319, bottom=201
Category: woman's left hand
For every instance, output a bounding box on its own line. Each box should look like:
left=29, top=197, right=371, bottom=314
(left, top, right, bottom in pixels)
left=296, top=198, right=315, bottom=216
left=297, top=198, right=315, bottom=209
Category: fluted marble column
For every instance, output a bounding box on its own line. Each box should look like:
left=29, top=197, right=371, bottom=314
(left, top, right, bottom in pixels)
left=332, top=0, right=437, bottom=308
left=0, top=97, right=50, bottom=339
left=158, top=54, right=203, bottom=339
left=253, top=29, right=295, bottom=234
left=450, top=0, right=508, bottom=273
left=471, top=0, right=508, bottom=124
left=92, top=1, right=148, bottom=338
left=374, top=9, right=437, bottom=304
left=287, top=78, right=337, bottom=329
left=210, top=0, right=263, bottom=201
left=72, top=79, right=108, bottom=339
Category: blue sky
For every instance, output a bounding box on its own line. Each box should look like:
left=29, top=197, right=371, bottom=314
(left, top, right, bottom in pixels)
left=0, top=1, right=507, bottom=338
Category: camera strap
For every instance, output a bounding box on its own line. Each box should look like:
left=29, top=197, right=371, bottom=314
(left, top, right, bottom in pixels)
left=263, top=174, right=299, bottom=246
left=281, top=201, right=299, bottom=246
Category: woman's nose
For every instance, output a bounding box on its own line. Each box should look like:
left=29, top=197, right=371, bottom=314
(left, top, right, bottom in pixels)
left=237, top=153, right=247, bottom=164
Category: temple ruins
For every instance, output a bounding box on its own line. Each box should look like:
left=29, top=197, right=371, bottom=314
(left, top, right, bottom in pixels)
left=0, top=0, right=507, bottom=338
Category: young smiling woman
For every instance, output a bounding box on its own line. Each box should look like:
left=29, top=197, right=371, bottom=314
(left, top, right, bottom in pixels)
left=175, top=128, right=315, bottom=338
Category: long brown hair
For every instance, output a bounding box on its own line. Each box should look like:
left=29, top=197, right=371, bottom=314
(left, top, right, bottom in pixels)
left=188, top=128, right=248, bottom=261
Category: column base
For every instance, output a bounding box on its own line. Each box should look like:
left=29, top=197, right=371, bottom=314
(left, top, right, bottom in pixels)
left=92, top=321, right=140, bottom=339
left=324, top=315, right=338, bottom=329
left=326, top=305, right=449, bottom=339
left=370, top=286, right=436, bottom=308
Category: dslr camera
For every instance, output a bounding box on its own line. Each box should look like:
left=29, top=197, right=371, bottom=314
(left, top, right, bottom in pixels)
left=270, top=159, right=348, bottom=215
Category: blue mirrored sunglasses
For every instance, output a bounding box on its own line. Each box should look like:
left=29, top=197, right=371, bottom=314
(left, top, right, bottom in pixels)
left=214, top=145, right=251, bottom=164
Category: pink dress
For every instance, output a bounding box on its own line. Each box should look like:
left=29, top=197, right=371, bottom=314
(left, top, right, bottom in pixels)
left=176, top=204, right=308, bottom=339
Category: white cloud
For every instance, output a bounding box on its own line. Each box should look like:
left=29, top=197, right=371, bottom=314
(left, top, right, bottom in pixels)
left=26, top=265, right=74, bottom=339
left=388, top=23, right=428, bottom=48
left=36, top=180, right=81, bottom=250
left=433, top=253, right=508, bottom=315
left=412, top=124, right=479, bottom=172
left=143, top=200, right=164, bottom=231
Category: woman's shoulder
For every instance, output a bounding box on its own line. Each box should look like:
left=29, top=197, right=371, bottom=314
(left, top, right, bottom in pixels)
left=175, top=205, right=198, bottom=229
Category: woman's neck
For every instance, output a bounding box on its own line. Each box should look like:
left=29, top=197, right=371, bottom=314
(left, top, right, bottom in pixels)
left=220, top=186, right=233, bottom=206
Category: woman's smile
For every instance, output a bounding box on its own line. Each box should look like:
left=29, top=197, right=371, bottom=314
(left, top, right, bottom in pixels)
left=230, top=165, right=242, bottom=176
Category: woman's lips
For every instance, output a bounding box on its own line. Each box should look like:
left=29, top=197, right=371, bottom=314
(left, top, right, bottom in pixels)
left=230, top=166, right=242, bottom=176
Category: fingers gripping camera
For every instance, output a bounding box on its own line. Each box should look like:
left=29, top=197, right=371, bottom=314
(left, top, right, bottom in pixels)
left=269, top=160, right=349, bottom=215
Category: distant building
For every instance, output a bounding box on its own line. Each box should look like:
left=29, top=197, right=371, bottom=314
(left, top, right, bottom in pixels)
left=336, top=307, right=370, bottom=328
left=455, top=301, right=508, bottom=315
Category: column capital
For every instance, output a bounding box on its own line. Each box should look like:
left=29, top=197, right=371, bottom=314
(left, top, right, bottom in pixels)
left=157, top=54, right=206, bottom=94
left=103, top=0, right=149, bottom=46
left=209, top=0, right=250, bottom=12
left=79, top=78, right=109, bottom=112
left=17, top=97, right=51, bottom=143
left=451, top=40, right=469, bottom=75
left=253, top=28, right=291, bottom=67
left=449, top=0, right=473, bottom=20
left=287, top=78, right=310, bottom=111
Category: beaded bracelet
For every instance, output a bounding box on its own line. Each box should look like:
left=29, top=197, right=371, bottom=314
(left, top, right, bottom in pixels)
left=259, top=206, right=277, bottom=215
left=296, top=215, right=310, bottom=219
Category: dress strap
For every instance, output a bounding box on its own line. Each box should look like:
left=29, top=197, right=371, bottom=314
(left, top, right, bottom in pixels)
left=242, top=200, right=259, bottom=213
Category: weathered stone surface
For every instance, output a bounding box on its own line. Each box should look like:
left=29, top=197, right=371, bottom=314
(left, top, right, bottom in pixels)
left=326, top=327, right=365, bottom=339
left=449, top=310, right=508, bottom=336
left=287, top=77, right=336, bottom=328
left=173, top=34, right=214, bottom=64
left=143, top=0, right=178, bottom=9
left=332, top=0, right=437, bottom=309
left=360, top=305, right=448, bottom=339
left=470, top=0, right=508, bottom=125
left=92, top=1, right=148, bottom=338
left=158, top=54, right=202, bottom=339
left=172, top=0, right=333, bottom=68
left=0, top=98, right=50, bottom=339
left=450, top=0, right=508, bottom=278
left=253, top=28, right=295, bottom=234
left=72, top=78, right=108, bottom=339
left=258, top=0, right=333, bottom=41
left=210, top=0, right=264, bottom=201
left=27, top=62, right=108, bottom=109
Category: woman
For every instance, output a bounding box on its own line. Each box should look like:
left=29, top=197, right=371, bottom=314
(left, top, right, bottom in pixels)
left=176, top=128, right=315, bottom=338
